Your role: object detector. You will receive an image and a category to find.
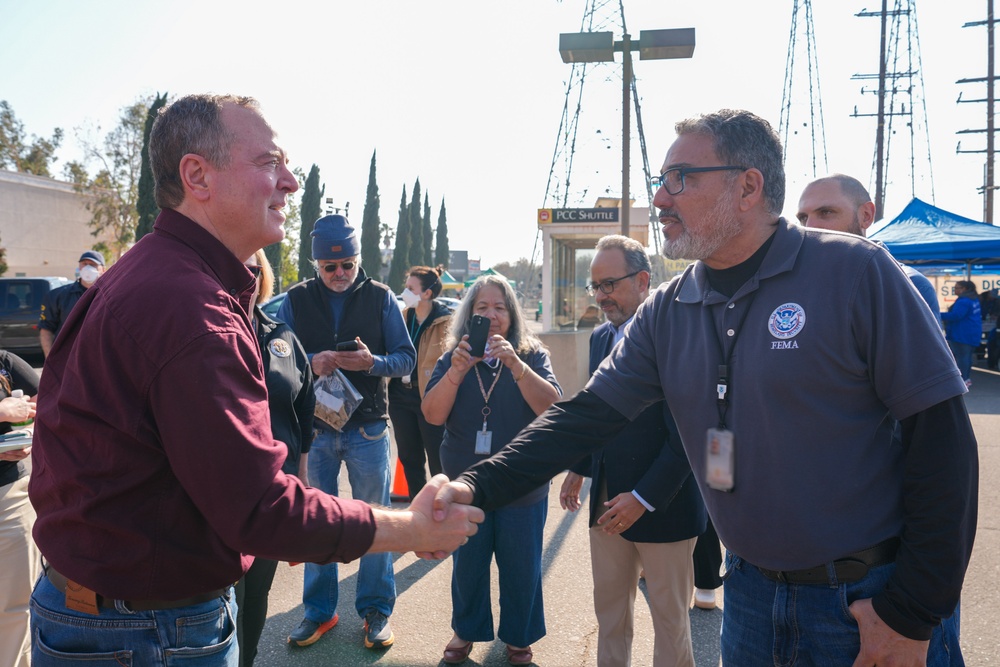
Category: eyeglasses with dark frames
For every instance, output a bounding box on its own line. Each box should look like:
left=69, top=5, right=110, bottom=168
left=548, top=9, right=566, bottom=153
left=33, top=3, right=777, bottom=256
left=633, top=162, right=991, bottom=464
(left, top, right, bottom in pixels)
left=319, top=260, right=356, bottom=273
left=586, top=270, right=641, bottom=296
left=650, top=166, right=748, bottom=196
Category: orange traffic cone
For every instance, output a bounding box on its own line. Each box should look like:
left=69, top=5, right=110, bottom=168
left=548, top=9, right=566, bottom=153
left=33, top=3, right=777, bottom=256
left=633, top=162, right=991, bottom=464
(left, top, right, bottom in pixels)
left=390, top=458, right=409, bottom=501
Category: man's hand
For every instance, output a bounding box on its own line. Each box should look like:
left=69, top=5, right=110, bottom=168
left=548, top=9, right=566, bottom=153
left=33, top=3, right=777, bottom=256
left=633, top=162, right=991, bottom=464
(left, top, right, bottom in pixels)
left=311, top=350, right=339, bottom=376
left=560, top=472, right=584, bottom=511
left=370, top=475, right=482, bottom=560
left=334, top=339, right=376, bottom=373
left=596, top=492, right=646, bottom=535
left=0, top=446, right=30, bottom=462
left=0, top=396, right=34, bottom=424
left=411, top=476, right=482, bottom=559
left=850, top=598, right=930, bottom=666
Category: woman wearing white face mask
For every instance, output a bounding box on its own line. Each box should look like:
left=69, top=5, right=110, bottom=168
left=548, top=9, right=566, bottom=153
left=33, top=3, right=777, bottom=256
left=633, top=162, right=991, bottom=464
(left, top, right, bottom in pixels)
left=387, top=266, right=451, bottom=499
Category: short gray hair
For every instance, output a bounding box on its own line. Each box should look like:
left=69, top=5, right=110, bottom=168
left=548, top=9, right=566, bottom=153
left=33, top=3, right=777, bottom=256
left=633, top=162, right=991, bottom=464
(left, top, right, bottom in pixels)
left=595, top=235, right=651, bottom=274
left=675, top=109, right=785, bottom=216
left=150, top=94, right=260, bottom=209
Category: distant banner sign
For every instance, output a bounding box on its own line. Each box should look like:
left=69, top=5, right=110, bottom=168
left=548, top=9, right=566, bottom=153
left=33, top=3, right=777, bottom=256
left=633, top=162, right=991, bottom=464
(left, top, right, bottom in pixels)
left=537, top=208, right=620, bottom=224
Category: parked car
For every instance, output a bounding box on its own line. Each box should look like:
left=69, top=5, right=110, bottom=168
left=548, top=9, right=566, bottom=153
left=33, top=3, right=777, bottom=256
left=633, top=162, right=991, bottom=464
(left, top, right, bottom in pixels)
left=0, top=276, right=72, bottom=357
left=437, top=297, right=461, bottom=313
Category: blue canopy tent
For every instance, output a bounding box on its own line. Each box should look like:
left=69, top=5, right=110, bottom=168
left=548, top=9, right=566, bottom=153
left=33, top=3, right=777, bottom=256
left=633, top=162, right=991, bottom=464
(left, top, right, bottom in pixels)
left=869, top=198, right=1000, bottom=278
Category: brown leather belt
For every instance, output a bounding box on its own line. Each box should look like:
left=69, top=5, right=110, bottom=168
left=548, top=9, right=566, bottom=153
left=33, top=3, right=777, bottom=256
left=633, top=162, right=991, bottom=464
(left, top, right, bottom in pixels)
left=45, top=567, right=227, bottom=612
left=754, top=537, right=900, bottom=585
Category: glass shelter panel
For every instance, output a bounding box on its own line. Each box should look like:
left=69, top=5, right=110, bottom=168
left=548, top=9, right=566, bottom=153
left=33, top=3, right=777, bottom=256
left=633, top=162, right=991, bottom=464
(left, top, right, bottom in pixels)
left=550, top=237, right=598, bottom=331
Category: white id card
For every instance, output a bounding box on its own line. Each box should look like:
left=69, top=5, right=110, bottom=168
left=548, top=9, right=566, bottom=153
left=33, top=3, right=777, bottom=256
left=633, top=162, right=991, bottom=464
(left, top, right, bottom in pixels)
left=705, top=427, right=735, bottom=491
left=475, top=428, right=493, bottom=456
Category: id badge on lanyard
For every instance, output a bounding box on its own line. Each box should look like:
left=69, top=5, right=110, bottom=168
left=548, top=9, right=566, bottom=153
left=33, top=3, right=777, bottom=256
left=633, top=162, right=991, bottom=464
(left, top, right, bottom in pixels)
left=705, top=427, right=735, bottom=491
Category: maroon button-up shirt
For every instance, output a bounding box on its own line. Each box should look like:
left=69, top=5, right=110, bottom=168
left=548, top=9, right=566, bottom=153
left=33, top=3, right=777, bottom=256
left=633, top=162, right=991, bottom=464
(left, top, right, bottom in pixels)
left=29, top=209, right=375, bottom=601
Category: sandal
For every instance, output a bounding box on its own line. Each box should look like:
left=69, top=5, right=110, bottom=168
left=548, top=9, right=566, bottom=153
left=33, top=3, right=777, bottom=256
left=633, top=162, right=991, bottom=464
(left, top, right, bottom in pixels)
left=506, top=644, right=533, bottom=665
left=443, top=640, right=473, bottom=664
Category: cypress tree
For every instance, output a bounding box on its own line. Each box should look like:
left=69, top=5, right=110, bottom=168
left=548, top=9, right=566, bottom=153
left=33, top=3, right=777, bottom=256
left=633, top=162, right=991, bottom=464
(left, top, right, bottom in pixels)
left=360, top=150, right=382, bottom=279
left=434, top=198, right=450, bottom=268
left=387, top=186, right=410, bottom=291
left=422, top=192, right=433, bottom=266
left=298, top=165, right=323, bottom=282
left=135, top=92, right=167, bottom=241
left=407, top=179, right=423, bottom=269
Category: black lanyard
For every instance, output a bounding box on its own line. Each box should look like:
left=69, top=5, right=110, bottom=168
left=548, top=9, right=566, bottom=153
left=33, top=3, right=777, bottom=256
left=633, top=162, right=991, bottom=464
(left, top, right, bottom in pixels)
left=710, top=293, right=757, bottom=430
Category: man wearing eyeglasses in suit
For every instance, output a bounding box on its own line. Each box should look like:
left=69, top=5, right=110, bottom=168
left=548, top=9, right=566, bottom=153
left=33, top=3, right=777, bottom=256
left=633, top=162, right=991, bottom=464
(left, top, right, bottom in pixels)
left=277, top=215, right=415, bottom=651
left=559, top=234, right=705, bottom=667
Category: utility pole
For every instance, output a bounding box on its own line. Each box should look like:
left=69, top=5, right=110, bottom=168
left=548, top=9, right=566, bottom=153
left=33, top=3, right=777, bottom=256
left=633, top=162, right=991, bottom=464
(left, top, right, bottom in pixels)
left=957, top=0, right=998, bottom=224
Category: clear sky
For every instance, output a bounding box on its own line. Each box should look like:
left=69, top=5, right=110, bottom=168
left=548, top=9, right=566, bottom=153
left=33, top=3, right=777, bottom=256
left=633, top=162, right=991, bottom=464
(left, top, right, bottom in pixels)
left=1, top=0, right=992, bottom=267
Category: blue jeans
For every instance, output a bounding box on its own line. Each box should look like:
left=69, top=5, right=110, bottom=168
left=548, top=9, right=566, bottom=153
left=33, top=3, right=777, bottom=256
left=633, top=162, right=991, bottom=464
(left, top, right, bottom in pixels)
left=30, top=575, right=237, bottom=666
left=451, top=497, right=547, bottom=648
left=720, top=551, right=963, bottom=666
left=948, top=340, right=975, bottom=381
left=302, top=421, right=395, bottom=622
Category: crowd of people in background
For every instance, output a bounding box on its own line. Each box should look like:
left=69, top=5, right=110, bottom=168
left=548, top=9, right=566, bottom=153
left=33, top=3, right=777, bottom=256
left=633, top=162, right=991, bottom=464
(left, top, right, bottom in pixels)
left=3, top=95, right=981, bottom=667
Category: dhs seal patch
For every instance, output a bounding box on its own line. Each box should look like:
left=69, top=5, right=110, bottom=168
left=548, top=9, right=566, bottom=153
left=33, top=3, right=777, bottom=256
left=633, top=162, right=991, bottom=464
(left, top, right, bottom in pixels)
left=268, top=339, right=292, bottom=358
left=768, top=303, right=806, bottom=339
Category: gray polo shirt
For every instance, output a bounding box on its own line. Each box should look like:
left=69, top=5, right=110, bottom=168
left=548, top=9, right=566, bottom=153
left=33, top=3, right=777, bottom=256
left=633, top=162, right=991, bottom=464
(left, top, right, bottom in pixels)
left=589, top=219, right=965, bottom=571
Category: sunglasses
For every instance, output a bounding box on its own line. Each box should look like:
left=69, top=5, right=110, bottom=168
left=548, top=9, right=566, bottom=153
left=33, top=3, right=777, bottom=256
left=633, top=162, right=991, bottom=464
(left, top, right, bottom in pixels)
left=246, top=265, right=262, bottom=278
left=320, top=261, right=356, bottom=273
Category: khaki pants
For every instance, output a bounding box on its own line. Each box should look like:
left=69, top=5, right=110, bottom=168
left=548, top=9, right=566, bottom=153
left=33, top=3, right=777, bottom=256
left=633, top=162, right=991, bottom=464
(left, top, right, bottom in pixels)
left=590, top=481, right=696, bottom=667
left=0, top=475, right=39, bottom=667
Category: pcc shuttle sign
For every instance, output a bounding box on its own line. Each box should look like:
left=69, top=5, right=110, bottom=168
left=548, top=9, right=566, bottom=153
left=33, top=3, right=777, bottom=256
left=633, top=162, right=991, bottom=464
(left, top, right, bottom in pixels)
left=537, top=208, right=620, bottom=224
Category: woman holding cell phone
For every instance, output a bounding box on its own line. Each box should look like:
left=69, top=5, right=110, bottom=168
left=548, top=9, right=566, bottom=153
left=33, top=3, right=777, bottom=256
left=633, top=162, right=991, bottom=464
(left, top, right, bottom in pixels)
left=422, top=275, right=561, bottom=666
left=0, top=350, right=39, bottom=667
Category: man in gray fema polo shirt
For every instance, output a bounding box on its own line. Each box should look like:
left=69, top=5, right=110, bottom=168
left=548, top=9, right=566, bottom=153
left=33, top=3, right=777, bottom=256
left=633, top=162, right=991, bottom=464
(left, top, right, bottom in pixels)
left=430, top=109, right=978, bottom=665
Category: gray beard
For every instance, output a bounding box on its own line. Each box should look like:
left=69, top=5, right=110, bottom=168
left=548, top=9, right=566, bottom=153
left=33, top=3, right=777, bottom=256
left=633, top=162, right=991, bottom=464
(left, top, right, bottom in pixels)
left=661, top=197, right=743, bottom=261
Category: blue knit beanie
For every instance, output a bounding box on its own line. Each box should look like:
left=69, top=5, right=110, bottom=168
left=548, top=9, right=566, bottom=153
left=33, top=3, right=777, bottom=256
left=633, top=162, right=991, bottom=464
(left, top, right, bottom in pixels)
left=311, top=215, right=360, bottom=260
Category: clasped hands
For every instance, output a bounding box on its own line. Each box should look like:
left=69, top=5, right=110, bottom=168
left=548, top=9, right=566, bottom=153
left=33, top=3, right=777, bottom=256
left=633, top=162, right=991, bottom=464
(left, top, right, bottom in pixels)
left=411, top=476, right=478, bottom=560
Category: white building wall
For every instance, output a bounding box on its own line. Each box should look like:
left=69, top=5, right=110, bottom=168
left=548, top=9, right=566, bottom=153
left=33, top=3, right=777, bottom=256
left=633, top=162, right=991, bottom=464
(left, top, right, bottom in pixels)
left=0, top=169, right=114, bottom=277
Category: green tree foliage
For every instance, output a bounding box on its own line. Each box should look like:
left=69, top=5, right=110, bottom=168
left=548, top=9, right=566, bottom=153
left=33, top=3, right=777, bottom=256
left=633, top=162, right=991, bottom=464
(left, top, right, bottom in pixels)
left=298, top=164, right=324, bottom=282
left=135, top=92, right=168, bottom=241
left=387, top=185, right=410, bottom=291
left=0, top=100, right=63, bottom=177
left=71, top=98, right=151, bottom=259
left=422, top=192, right=433, bottom=266
left=434, top=198, right=450, bottom=268
left=360, top=150, right=383, bottom=280
left=406, top=179, right=423, bottom=270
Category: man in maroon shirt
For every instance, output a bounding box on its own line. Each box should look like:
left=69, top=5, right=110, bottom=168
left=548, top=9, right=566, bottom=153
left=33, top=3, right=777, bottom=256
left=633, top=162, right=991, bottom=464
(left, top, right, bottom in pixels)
left=27, top=94, right=482, bottom=665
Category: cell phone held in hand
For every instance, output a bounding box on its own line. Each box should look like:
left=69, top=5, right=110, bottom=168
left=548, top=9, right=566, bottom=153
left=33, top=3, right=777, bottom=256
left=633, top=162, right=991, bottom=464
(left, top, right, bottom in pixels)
left=467, top=315, right=490, bottom=358
left=336, top=340, right=359, bottom=352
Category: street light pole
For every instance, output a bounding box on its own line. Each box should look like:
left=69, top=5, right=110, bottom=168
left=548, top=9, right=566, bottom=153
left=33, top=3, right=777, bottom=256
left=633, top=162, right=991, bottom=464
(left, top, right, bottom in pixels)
left=621, top=32, right=632, bottom=237
left=559, top=28, right=695, bottom=239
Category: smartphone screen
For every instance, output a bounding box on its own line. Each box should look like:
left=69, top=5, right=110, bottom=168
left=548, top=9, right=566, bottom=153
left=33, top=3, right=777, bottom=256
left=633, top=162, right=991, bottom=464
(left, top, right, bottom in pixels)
left=467, top=315, right=489, bottom=358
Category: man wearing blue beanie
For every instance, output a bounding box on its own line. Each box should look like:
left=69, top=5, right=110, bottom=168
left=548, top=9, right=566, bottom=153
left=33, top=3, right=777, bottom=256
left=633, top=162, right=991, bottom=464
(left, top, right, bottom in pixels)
left=278, top=214, right=415, bottom=651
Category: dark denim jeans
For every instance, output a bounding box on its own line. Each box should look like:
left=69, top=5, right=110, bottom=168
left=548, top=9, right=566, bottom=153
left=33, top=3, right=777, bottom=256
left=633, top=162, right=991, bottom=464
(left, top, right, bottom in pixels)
left=30, top=575, right=237, bottom=666
left=721, top=551, right=963, bottom=666
left=451, top=497, right=547, bottom=648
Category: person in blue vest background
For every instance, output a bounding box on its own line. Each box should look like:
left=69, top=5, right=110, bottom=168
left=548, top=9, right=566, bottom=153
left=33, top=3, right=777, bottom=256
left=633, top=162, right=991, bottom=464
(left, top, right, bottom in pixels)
left=277, top=215, right=415, bottom=651
left=941, top=280, right=983, bottom=388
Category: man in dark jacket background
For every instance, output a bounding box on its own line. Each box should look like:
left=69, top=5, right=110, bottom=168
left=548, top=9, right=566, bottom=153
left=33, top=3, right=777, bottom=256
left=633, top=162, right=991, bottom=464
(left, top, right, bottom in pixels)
left=559, top=235, right=705, bottom=667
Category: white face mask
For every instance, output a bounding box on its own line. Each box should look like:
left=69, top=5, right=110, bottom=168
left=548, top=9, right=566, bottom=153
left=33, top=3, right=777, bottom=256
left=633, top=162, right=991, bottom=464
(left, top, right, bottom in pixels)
left=79, top=265, right=100, bottom=285
left=400, top=288, right=421, bottom=309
